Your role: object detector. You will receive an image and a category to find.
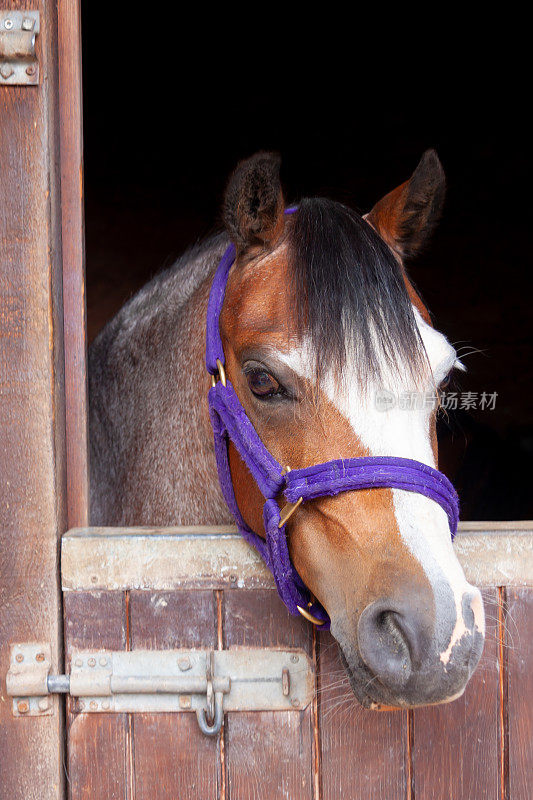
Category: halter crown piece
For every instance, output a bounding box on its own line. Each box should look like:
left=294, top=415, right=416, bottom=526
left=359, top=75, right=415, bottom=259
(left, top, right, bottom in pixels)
left=206, top=208, right=459, bottom=629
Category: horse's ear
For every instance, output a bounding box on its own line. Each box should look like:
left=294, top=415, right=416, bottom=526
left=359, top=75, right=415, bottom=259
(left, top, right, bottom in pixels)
left=223, top=152, right=285, bottom=251
left=366, top=149, right=446, bottom=259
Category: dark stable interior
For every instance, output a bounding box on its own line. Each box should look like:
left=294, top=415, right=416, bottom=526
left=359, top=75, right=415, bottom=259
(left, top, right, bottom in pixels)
left=82, top=12, right=532, bottom=520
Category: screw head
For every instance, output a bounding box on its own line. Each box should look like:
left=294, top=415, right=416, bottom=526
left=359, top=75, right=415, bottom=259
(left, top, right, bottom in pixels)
left=17, top=700, right=29, bottom=714
left=179, top=695, right=191, bottom=709
left=38, top=698, right=50, bottom=711
left=99, top=657, right=108, bottom=666
left=89, top=701, right=98, bottom=710
left=102, top=700, right=110, bottom=710
left=88, top=657, right=96, bottom=667
left=25, top=65, right=36, bottom=77
left=15, top=653, right=24, bottom=663
left=178, top=656, right=191, bottom=671
left=290, top=654, right=299, bottom=663
left=35, top=652, right=45, bottom=662
left=291, top=697, right=300, bottom=708
left=1, top=64, right=14, bottom=79
left=90, top=575, right=98, bottom=583
left=4, top=19, right=13, bottom=30
left=74, top=658, right=83, bottom=667
left=22, top=18, right=35, bottom=31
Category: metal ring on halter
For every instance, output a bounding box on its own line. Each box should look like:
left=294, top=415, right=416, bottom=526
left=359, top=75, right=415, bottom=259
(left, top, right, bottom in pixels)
left=279, top=466, right=303, bottom=529
left=297, top=596, right=325, bottom=626
left=210, top=358, right=227, bottom=388
left=279, top=497, right=303, bottom=528
left=280, top=466, right=321, bottom=624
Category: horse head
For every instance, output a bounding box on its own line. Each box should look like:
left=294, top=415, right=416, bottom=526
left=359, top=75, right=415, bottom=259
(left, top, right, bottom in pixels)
left=215, top=151, right=484, bottom=708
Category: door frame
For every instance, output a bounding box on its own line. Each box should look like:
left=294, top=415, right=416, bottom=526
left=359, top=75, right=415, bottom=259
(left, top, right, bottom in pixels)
left=0, top=1, right=86, bottom=797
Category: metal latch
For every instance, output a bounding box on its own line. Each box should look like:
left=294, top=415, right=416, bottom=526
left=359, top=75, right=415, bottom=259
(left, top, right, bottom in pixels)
left=7, top=644, right=314, bottom=736
left=0, top=11, right=40, bottom=85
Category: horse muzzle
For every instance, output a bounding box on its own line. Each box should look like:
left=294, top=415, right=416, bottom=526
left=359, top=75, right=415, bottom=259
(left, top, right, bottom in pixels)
left=334, top=586, right=485, bottom=708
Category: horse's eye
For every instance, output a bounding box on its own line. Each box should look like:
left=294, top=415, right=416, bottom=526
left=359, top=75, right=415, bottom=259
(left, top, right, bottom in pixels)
left=246, top=369, right=281, bottom=398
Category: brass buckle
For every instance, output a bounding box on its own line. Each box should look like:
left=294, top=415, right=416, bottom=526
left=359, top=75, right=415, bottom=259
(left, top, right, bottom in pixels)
left=210, top=358, right=227, bottom=388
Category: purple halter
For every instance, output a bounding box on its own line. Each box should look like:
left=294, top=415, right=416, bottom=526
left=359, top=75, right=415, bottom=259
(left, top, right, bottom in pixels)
left=206, top=209, right=459, bottom=628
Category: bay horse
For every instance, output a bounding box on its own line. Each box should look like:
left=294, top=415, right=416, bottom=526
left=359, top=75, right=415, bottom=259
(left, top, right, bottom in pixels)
left=89, top=151, right=485, bottom=708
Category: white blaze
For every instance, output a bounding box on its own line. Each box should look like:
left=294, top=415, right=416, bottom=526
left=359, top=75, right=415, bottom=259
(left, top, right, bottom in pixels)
left=278, top=306, right=485, bottom=662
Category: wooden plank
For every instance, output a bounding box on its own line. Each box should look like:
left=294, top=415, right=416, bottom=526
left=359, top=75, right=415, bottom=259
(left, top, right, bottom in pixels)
left=451, top=528, right=533, bottom=589
left=318, top=630, right=408, bottom=800
left=0, top=1, right=67, bottom=797
left=61, top=528, right=272, bottom=591
left=64, top=591, right=128, bottom=800
left=412, top=588, right=500, bottom=800
left=58, top=0, right=89, bottom=529
left=130, top=590, right=221, bottom=799
left=62, top=525, right=533, bottom=591
left=68, top=716, right=129, bottom=800
left=224, top=589, right=315, bottom=800
left=456, top=521, right=533, bottom=532
left=506, top=588, right=533, bottom=800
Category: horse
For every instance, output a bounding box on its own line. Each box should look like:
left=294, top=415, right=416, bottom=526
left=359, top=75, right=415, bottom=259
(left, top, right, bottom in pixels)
left=89, top=150, right=485, bottom=708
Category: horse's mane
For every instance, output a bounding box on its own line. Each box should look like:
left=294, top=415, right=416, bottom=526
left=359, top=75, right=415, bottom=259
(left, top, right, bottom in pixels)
left=287, top=198, right=425, bottom=383
left=93, top=201, right=425, bottom=391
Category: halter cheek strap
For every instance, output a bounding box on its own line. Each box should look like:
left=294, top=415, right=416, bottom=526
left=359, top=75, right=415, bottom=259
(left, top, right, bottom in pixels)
left=206, top=213, right=459, bottom=629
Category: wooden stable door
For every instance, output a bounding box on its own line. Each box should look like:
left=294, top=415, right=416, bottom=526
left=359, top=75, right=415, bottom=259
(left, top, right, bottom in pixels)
left=61, top=524, right=533, bottom=800
left=1, top=4, right=532, bottom=799
left=1, top=1, right=85, bottom=798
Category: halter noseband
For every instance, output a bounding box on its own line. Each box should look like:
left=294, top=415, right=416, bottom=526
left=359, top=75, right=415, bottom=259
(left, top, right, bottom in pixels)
left=206, top=209, right=459, bottom=629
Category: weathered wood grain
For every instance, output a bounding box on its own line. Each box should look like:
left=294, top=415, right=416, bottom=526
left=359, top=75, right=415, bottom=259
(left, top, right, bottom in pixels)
left=61, top=524, right=533, bottom=591
left=58, top=0, right=89, bottom=530
left=129, top=590, right=221, bottom=799
left=506, top=588, right=532, bottom=800
left=68, top=715, right=129, bottom=800
left=0, top=1, right=67, bottom=796
left=452, top=525, right=533, bottom=589
left=60, top=585, right=533, bottom=800
left=64, top=591, right=128, bottom=800
left=224, top=589, right=315, bottom=800
left=412, top=588, right=500, bottom=800
left=318, top=630, right=408, bottom=800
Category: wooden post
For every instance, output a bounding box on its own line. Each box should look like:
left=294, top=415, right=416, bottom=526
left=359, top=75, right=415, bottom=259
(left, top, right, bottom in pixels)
left=0, top=0, right=86, bottom=796
left=58, top=0, right=88, bottom=530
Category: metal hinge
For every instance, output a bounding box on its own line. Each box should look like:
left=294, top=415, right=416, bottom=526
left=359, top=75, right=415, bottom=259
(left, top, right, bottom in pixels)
left=7, top=644, right=314, bottom=736
left=0, top=11, right=40, bottom=85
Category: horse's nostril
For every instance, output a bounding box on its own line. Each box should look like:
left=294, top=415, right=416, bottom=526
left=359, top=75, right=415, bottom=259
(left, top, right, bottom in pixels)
left=357, top=600, right=421, bottom=690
